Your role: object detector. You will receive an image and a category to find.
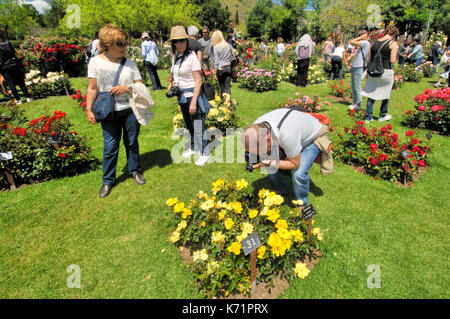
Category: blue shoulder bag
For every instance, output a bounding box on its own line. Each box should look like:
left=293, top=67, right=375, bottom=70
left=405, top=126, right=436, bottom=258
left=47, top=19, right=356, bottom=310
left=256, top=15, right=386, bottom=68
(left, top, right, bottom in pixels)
left=92, top=57, right=126, bottom=122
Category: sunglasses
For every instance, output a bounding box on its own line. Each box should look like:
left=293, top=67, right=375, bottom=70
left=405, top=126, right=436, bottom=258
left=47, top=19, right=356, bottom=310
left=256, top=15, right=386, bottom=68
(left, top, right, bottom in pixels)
left=172, top=39, right=186, bottom=44
left=115, top=41, right=128, bottom=48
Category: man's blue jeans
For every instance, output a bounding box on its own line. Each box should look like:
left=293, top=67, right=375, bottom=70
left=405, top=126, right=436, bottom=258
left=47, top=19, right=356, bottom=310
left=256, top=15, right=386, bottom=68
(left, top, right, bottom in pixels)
left=267, top=142, right=320, bottom=205
left=365, top=98, right=389, bottom=120
left=351, top=67, right=364, bottom=109
left=101, top=108, right=141, bottom=185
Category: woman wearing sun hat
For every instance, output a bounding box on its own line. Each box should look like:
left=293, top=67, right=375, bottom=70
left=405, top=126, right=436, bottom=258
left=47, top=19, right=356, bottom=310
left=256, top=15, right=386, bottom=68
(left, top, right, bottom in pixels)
left=167, top=26, right=212, bottom=166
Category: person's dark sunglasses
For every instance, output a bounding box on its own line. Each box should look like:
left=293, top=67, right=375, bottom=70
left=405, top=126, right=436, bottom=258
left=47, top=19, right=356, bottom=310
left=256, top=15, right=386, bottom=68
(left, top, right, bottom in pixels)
left=116, top=41, right=128, bottom=48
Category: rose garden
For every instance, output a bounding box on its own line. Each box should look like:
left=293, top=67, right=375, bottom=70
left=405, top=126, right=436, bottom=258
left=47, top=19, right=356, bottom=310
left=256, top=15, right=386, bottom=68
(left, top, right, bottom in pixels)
left=1, top=28, right=449, bottom=299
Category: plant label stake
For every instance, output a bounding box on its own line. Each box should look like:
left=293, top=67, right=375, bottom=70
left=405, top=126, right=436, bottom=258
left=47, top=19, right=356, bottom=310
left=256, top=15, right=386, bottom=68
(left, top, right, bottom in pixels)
left=47, top=136, right=61, bottom=149
left=426, top=132, right=432, bottom=141
left=302, top=204, right=316, bottom=243
left=241, top=232, right=261, bottom=296
left=1, top=152, right=16, bottom=190
left=401, top=150, right=409, bottom=186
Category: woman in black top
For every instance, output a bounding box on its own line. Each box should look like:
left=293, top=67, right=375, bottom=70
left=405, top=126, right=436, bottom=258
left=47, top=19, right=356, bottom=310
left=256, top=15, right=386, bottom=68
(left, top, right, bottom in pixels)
left=0, top=28, right=32, bottom=104
left=361, top=25, right=399, bottom=123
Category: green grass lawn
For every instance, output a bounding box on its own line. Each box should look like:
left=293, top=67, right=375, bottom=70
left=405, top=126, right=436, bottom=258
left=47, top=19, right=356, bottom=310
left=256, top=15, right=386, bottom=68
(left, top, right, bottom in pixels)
left=0, top=71, right=449, bottom=298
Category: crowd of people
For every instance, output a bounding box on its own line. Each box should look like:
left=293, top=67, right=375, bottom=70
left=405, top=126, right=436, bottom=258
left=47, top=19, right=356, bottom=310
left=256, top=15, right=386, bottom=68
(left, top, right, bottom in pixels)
left=1, top=22, right=448, bottom=202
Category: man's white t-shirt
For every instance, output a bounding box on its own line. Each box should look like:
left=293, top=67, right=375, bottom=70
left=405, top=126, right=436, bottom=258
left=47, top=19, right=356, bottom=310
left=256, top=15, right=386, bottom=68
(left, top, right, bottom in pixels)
left=88, top=56, right=142, bottom=111
left=171, top=51, right=201, bottom=98
left=332, top=46, right=346, bottom=58
left=276, top=43, right=285, bottom=54
left=253, top=109, right=322, bottom=159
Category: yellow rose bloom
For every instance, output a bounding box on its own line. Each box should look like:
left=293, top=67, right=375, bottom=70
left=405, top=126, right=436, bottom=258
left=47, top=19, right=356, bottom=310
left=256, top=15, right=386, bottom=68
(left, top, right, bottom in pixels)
left=235, top=179, right=248, bottom=191
left=231, top=201, right=243, bottom=214
left=294, top=262, right=310, bottom=279
left=193, top=248, right=208, bottom=262
left=266, top=208, right=280, bottom=223
left=207, top=261, right=219, bottom=275
left=200, top=221, right=206, bottom=227
left=176, top=220, right=187, bottom=232
left=290, top=229, right=304, bottom=243
left=292, top=199, right=304, bottom=206
left=275, top=219, right=288, bottom=230
left=313, top=227, right=323, bottom=241
left=166, top=197, right=179, bottom=206
left=215, top=95, right=221, bottom=102
left=236, top=232, right=248, bottom=242
left=257, top=245, right=266, bottom=259
left=241, top=222, right=254, bottom=235
left=200, top=199, right=215, bottom=211
left=258, top=189, right=269, bottom=199
left=170, top=231, right=180, bottom=243
left=182, top=208, right=192, bottom=219
left=224, top=218, right=235, bottom=230
left=218, top=209, right=226, bottom=220
left=227, top=242, right=242, bottom=255
left=277, top=227, right=292, bottom=240
left=173, top=202, right=185, bottom=213
left=248, top=209, right=258, bottom=219
left=211, top=231, right=225, bottom=243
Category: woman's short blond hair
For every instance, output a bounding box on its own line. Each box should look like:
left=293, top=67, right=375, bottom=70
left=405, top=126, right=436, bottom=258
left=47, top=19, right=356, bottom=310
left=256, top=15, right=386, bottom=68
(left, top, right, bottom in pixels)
left=98, top=23, right=129, bottom=53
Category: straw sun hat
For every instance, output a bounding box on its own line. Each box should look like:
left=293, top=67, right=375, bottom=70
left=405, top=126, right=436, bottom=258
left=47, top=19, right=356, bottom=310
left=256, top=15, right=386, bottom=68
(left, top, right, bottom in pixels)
left=169, top=26, right=189, bottom=41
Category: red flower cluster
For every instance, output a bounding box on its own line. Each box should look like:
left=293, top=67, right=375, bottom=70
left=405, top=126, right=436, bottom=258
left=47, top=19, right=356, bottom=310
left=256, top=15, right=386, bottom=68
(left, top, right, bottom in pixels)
left=28, top=111, right=67, bottom=135
left=71, top=89, right=87, bottom=109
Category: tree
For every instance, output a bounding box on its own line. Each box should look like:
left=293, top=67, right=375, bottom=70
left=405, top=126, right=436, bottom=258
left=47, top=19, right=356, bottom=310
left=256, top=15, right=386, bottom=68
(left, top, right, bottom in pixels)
left=193, top=0, right=231, bottom=32
left=246, top=0, right=273, bottom=37
left=0, top=0, right=38, bottom=39
left=43, top=0, right=66, bottom=29
left=56, top=0, right=200, bottom=39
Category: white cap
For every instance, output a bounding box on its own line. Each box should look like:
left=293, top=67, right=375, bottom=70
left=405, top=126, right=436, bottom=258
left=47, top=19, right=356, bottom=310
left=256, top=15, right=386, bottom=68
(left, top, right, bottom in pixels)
left=187, top=25, right=199, bottom=37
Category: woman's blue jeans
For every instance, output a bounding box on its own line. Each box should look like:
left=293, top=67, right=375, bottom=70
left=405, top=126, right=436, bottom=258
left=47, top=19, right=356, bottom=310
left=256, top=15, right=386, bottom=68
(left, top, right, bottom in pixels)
left=101, top=108, right=141, bottom=185
left=267, top=142, right=320, bottom=205
left=365, top=98, right=389, bottom=120
left=351, top=67, right=364, bottom=109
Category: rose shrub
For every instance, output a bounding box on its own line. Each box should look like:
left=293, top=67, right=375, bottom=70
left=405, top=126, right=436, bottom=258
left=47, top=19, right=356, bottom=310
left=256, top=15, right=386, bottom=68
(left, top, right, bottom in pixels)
left=282, top=92, right=331, bottom=113
left=397, top=64, right=423, bottom=82
left=0, top=102, right=99, bottom=189
left=173, top=93, right=239, bottom=134
left=25, top=70, right=74, bottom=99
left=402, top=87, right=449, bottom=135
left=329, top=80, right=351, bottom=98
left=237, top=67, right=278, bottom=92
left=167, top=177, right=322, bottom=298
left=18, top=35, right=87, bottom=77
left=335, top=115, right=432, bottom=183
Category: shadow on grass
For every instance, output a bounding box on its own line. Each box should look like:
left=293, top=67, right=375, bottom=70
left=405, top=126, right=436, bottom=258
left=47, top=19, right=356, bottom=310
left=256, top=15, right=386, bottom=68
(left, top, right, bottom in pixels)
left=250, top=171, right=324, bottom=207
left=117, top=148, right=172, bottom=185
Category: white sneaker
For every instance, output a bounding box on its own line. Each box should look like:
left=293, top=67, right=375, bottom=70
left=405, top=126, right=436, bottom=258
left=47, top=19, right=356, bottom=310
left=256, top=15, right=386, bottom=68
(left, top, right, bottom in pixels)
left=348, top=104, right=357, bottom=110
left=15, top=99, right=22, bottom=105
left=378, top=114, right=392, bottom=122
left=195, top=155, right=210, bottom=166
left=434, top=83, right=440, bottom=88
left=26, top=98, right=34, bottom=103
left=182, top=149, right=198, bottom=158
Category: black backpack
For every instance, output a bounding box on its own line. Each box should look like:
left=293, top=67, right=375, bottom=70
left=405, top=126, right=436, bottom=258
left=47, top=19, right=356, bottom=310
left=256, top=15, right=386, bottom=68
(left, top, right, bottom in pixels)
left=367, top=40, right=390, bottom=77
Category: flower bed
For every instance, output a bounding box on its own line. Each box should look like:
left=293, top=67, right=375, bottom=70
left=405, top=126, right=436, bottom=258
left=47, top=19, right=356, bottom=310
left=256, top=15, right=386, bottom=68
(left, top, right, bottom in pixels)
left=282, top=92, right=331, bottom=113
left=173, top=93, right=239, bottom=134
left=402, top=87, right=449, bottom=135
left=166, top=177, right=322, bottom=298
left=329, top=80, right=351, bottom=98
left=307, top=64, right=327, bottom=85
left=18, top=35, right=87, bottom=77
left=0, top=103, right=99, bottom=189
left=397, top=64, right=423, bottom=82
left=419, top=61, right=435, bottom=78
left=25, top=70, right=73, bottom=99
left=334, top=115, right=432, bottom=183
left=237, top=67, right=278, bottom=92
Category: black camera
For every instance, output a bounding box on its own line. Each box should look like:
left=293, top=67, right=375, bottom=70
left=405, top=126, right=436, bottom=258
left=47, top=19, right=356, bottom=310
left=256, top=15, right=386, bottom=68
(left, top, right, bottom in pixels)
left=245, top=151, right=260, bottom=172
left=166, top=86, right=181, bottom=98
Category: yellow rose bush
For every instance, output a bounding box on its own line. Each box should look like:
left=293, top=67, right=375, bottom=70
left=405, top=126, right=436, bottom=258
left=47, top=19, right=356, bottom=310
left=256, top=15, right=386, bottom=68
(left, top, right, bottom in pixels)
left=172, top=93, right=239, bottom=134
left=166, top=177, right=323, bottom=298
